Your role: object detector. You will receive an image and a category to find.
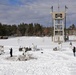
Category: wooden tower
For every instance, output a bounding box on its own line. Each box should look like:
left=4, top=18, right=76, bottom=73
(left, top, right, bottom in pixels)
left=52, top=12, right=65, bottom=42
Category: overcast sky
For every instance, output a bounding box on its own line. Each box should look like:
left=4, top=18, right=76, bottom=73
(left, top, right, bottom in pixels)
left=0, top=0, right=76, bottom=27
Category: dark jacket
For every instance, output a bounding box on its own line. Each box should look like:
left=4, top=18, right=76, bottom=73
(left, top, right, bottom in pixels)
left=73, top=47, right=75, bottom=53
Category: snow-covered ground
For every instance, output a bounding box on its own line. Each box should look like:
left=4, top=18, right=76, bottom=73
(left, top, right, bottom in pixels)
left=0, top=36, right=76, bottom=75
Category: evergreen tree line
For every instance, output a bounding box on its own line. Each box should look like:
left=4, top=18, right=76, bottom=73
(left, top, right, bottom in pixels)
left=0, top=23, right=52, bottom=36
left=0, top=22, right=75, bottom=36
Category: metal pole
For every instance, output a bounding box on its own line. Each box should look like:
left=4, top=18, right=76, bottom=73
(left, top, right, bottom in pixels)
left=58, top=0, right=60, bottom=12
left=65, top=7, right=66, bottom=41
left=65, top=5, right=68, bottom=41
left=51, top=6, right=53, bottom=41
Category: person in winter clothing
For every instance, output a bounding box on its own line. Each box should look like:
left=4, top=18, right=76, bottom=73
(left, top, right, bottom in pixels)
left=10, top=48, right=13, bottom=57
left=70, top=42, right=72, bottom=45
left=70, top=42, right=72, bottom=49
left=73, top=46, right=76, bottom=56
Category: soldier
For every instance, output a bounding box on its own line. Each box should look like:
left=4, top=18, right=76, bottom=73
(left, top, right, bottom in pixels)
left=70, top=42, right=72, bottom=46
left=70, top=42, right=72, bottom=49
left=73, top=46, right=76, bottom=56
left=10, top=48, right=13, bottom=57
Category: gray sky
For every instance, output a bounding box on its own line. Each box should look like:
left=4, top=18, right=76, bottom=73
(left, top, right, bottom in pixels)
left=0, top=0, right=76, bottom=27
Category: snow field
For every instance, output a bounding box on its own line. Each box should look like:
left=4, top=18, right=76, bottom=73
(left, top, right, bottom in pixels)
left=0, top=36, right=75, bottom=75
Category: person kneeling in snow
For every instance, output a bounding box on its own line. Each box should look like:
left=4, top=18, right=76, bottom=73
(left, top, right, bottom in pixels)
left=73, top=46, right=76, bottom=56
left=70, top=42, right=72, bottom=49
left=22, top=47, right=29, bottom=60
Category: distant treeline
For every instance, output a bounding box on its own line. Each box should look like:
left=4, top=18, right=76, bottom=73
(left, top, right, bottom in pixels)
left=0, top=23, right=75, bottom=36
left=0, top=23, right=53, bottom=36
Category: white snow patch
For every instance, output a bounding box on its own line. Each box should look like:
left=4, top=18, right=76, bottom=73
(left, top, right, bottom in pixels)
left=0, top=36, right=75, bottom=75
